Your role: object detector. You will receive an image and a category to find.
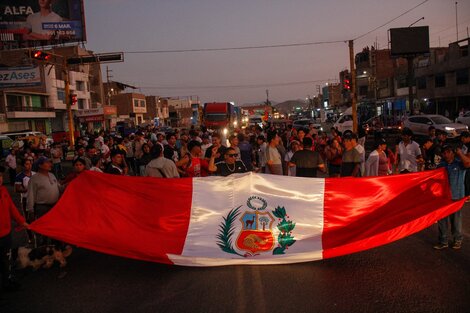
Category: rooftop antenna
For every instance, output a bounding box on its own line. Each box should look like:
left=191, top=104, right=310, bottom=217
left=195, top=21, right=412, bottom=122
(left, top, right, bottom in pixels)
left=408, top=17, right=424, bottom=27
left=456, top=2, right=459, bottom=41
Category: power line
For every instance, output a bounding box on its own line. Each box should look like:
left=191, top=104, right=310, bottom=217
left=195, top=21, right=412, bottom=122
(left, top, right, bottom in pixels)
left=123, top=40, right=346, bottom=54
left=353, top=0, right=430, bottom=41
left=136, top=78, right=337, bottom=90
left=121, top=0, right=430, bottom=56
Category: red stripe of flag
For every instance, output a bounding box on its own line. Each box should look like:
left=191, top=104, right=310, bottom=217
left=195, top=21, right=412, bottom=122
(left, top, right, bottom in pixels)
left=30, top=171, right=193, bottom=264
left=322, top=168, right=464, bottom=259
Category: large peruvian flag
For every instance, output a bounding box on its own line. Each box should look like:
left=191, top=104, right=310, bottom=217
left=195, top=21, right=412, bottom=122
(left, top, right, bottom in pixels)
left=30, top=169, right=463, bottom=266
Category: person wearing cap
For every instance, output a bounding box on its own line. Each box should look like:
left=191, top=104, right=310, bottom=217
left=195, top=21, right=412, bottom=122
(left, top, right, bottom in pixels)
left=0, top=166, right=29, bottom=291
left=26, top=156, right=61, bottom=216
left=26, top=156, right=61, bottom=246
left=284, top=140, right=302, bottom=176
left=365, top=139, right=389, bottom=176
left=396, top=127, right=422, bottom=174
left=433, top=145, right=470, bottom=250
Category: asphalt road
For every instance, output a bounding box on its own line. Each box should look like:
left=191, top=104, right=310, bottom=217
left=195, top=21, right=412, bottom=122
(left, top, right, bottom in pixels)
left=1, top=184, right=469, bottom=313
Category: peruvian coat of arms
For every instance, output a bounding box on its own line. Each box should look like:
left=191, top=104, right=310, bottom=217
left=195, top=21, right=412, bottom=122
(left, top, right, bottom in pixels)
left=217, top=196, right=296, bottom=257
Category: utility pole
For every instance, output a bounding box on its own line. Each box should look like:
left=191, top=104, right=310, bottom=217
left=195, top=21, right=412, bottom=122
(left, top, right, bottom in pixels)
left=456, top=2, right=459, bottom=41
left=106, top=66, right=113, bottom=104
left=63, top=58, right=75, bottom=148
left=349, top=40, right=358, bottom=133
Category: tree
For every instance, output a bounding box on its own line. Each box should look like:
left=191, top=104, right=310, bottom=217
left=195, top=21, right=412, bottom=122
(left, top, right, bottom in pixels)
left=259, top=216, right=270, bottom=231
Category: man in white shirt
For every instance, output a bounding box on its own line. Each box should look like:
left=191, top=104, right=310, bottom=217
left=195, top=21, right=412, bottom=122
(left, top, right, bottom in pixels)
left=5, top=149, right=17, bottom=186
left=397, top=128, right=422, bottom=173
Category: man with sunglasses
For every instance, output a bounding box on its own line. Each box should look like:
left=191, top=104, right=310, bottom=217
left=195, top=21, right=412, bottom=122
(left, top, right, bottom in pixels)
left=214, top=147, right=248, bottom=177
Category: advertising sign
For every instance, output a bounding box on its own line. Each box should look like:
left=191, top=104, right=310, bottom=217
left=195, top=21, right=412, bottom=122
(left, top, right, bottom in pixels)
left=390, top=26, right=430, bottom=56
left=103, top=105, right=117, bottom=116
left=75, top=107, right=103, bottom=118
left=0, top=66, right=41, bottom=88
left=0, top=0, right=86, bottom=49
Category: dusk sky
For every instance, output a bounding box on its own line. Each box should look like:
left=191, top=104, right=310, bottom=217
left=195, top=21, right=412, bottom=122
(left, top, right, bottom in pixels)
left=84, top=0, right=470, bottom=105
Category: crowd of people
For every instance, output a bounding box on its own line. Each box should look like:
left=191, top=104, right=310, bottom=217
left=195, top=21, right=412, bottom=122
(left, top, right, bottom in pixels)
left=1, top=121, right=469, bottom=291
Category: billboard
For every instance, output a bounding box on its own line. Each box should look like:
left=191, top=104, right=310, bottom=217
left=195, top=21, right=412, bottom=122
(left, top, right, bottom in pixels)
left=0, top=66, right=41, bottom=88
left=0, top=0, right=86, bottom=49
left=390, top=26, right=430, bottom=56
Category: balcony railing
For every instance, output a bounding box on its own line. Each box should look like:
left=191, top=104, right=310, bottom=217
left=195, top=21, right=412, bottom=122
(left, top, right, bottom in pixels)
left=7, top=105, right=55, bottom=112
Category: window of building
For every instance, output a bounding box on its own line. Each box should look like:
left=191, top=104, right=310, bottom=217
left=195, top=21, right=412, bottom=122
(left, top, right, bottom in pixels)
left=397, top=76, right=408, bottom=89
left=140, top=100, right=145, bottom=107
left=459, top=44, right=469, bottom=57
left=134, top=99, right=139, bottom=107
left=456, top=68, right=469, bottom=85
left=31, top=95, right=42, bottom=109
left=76, top=80, right=85, bottom=91
left=358, top=86, right=368, bottom=96
left=416, top=77, right=427, bottom=90
left=6, top=94, right=23, bottom=110
left=57, top=88, right=65, bottom=102
left=78, top=99, right=86, bottom=110
left=435, top=74, right=445, bottom=88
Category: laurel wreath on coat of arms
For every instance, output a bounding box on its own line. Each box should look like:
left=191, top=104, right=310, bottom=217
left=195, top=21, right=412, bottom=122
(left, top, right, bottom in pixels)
left=217, top=204, right=296, bottom=256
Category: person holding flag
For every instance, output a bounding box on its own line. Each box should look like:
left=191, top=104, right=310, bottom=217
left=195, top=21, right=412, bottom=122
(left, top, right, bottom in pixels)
left=0, top=166, right=29, bottom=291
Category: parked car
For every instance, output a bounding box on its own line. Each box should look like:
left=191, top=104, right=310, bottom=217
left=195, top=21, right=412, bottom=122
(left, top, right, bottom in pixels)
left=362, top=115, right=402, bottom=136
left=3, top=131, right=44, bottom=140
left=292, top=119, right=322, bottom=131
left=455, top=111, right=470, bottom=127
left=403, top=114, right=468, bottom=137
left=333, top=111, right=353, bottom=134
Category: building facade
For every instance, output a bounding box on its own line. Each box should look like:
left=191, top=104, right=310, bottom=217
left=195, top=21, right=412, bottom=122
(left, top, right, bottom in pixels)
left=145, top=96, right=170, bottom=126
left=0, top=46, right=108, bottom=135
left=415, top=38, right=470, bottom=118
left=112, top=93, right=147, bottom=125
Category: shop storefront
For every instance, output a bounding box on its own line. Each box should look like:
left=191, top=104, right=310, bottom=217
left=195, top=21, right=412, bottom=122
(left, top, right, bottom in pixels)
left=76, top=108, right=105, bottom=133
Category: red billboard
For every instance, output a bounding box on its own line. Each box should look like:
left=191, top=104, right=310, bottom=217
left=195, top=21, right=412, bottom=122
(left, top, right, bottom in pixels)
left=0, top=0, right=86, bottom=50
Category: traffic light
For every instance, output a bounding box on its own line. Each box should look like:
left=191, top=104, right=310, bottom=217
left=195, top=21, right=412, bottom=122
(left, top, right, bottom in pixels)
left=343, top=77, right=351, bottom=92
left=30, top=50, right=51, bottom=61
left=70, top=94, right=78, bottom=106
